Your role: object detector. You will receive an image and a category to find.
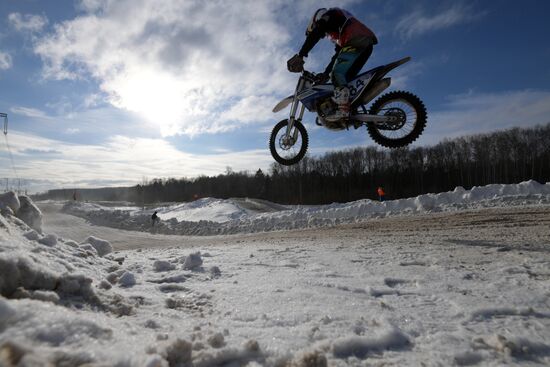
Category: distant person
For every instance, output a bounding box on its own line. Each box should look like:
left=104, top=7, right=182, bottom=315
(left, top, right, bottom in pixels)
left=151, top=211, right=159, bottom=227
left=73, top=191, right=77, bottom=201
left=377, top=186, right=386, bottom=202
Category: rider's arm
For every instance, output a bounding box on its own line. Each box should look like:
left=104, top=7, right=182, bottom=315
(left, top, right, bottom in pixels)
left=298, top=18, right=329, bottom=57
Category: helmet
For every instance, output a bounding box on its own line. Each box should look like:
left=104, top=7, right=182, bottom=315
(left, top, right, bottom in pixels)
left=306, top=8, right=327, bottom=36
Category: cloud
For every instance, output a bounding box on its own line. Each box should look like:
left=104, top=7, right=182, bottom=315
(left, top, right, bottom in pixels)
left=10, top=106, right=52, bottom=120
left=220, top=96, right=280, bottom=125
left=31, top=0, right=302, bottom=138
left=387, top=60, right=425, bottom=90
left=8, top=13, right=48, bottom=33
left=20, top=148, right=62, bottom=155
left=8, top=103, right=153, bottom=145
left=417, top=89, right=550, bottom=145
left=78, top=0, right=110, bottom=12
left=395, top=4, right=475, bottom=40
left=0, top=178, right=64, bottom=194
left=65, top=128, right=81, bottom=134
left=0, top=131, right=275, bottom=189
left=0, top=51, right=12, bottom=70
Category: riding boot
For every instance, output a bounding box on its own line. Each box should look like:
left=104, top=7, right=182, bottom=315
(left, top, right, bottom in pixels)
left=325, top=86, right=350, bottom=122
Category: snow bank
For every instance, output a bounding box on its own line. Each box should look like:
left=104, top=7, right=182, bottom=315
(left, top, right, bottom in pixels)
left=61, top=181, right=550, bottom=236
left=157, top=198, right=251, bottom=223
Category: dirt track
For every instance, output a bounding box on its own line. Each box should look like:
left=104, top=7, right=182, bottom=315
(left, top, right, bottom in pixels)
left=38, top=202, right=550, bottom=252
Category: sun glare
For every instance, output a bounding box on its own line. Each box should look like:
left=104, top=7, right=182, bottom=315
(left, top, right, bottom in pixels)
left=108, top=68, right=197, bottom=136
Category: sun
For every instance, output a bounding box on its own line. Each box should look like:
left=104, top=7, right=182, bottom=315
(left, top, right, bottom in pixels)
left=105, top=67, right=201, bottom=136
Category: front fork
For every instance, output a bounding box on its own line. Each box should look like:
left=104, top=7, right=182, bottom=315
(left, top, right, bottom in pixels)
left=285, top=77, right=306, bottom=144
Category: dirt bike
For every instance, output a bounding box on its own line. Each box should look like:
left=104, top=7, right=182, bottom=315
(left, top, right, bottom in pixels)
left=269, top=57, right=427, bottom=165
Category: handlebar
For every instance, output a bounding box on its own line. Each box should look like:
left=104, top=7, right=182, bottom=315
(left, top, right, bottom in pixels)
left=301, top=70, right=316, bottom=81
left=302, top=69, right=316, bottom=79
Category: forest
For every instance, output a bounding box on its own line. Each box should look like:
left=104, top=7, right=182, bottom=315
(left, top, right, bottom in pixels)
left=34, top=123, right=550, bottom=205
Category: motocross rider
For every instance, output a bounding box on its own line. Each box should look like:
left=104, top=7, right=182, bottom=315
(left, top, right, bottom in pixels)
left=287, top=8, right=378, bottom=122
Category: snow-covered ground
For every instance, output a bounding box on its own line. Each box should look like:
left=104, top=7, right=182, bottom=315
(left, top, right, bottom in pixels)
left=1, top=182, right=550, bottom=366
left=62, top=180, right=550, bottom=235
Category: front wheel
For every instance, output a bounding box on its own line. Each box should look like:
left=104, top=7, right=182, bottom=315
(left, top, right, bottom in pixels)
left=269, top=119, right=309, bottom=165
left=367, top=91, right=427, bottom=148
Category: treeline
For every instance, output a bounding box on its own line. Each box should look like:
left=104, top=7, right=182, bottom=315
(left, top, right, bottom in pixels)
left=35, top=123, right=550, bottom=204
left=33, top=186, right=135, bottom=202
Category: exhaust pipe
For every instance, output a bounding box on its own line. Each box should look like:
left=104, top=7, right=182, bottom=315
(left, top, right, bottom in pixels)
left=352, top=78, right=391, bottom=106
left=351, top=114, right=398, bottom=123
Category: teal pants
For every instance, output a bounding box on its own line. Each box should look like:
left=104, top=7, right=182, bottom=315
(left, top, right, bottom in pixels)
left=332, top=44, right=373, bottom=86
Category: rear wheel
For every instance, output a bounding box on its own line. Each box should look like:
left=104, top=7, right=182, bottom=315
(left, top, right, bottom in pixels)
left=366, top=91, right=427, bottom=148
left=269, top=119, right=308, bottom=166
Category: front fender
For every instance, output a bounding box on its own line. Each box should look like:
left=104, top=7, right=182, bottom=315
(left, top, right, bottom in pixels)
left=272, top=95, right=294, bottom=113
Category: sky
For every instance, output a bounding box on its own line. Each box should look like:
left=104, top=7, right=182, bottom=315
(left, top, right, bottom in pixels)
left=1, top=0, right=550, bottom=193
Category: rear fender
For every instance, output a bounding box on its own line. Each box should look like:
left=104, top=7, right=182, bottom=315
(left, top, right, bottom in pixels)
left=272, top=95, right=294, bottom=113
left=373, top=57, right=411, bottom=80
left=351, top=57, right=411, bottom=106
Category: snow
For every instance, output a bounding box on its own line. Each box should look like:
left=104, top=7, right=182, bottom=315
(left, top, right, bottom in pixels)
left=37, top=233, right=57, bottom=247
left=0, top=181, right=549, bottom=366
left=61, top=180, right=550, bottom=236
left=157, top=198, right=252, bottom=223
left=16, top=195, right=43, bottom=233
left=81, top=235, right=113, bottom=257
left=118, top=271, right=136, bottom=287
left=331, top=326, right=410, bottom=358
left=182, top=252, right=203, bottom=270
left=0, top=192, right=19, bottom=213
left=153, top=260, right=176, bottom=272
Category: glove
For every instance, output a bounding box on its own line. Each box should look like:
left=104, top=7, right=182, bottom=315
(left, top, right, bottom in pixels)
left=314, top=72, right=330, bottom=84
left=287, top=54, right=304, bottom=73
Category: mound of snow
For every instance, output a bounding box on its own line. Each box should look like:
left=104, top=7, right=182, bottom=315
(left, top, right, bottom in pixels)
left=81, top=236, right=113, bottom=257
left=0, top=192, right=44, bottom=233
left=0, top=256, right=58, bottom=297
left=0, top=296, right=17, bottom=323
left=0, top=191, right=20, bottom=213
left=118, top=271, right=136, bottom=287
left=332, top=325, right=410, bottom=358
left=156, top=198, right=250, bottom=223
left=16, top=195, right=43, bottom=233
left=153, top=260, right=176, bottom=272
left=38, top=234, right=57, bottom=247
left=23, top=230, right=40, bottom=241
left=183, top=252, right=203, bottom=270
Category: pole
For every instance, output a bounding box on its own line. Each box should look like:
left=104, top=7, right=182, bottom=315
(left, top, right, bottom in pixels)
left=1, top=113, right=7, bottom=135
